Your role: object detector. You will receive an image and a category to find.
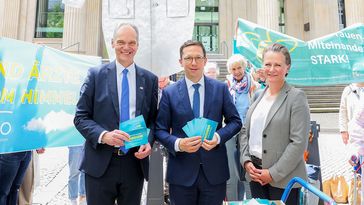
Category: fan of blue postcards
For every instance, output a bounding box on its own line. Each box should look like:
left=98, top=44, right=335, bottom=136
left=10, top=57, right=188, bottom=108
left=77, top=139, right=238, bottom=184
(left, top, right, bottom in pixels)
left=182, top=117, right=218, bottom=141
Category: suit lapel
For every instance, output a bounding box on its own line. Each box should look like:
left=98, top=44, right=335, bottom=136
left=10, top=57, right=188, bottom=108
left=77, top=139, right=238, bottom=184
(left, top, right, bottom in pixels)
left=264, top=82, right=291, bottom=129
left=203, top=76, right=212, bottom=117
left=107, top=61, right=120, bottom=119
left=179, top=78, right=194, bottom=118
left=135, top=65, right=145, bottom=116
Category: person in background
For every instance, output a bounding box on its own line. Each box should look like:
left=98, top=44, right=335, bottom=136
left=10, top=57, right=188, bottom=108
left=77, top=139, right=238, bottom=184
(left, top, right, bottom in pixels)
left=204, top=61, right=219, bottom=79
left=345, top=86, right=364, bottom=201
left=226, top=54, right=256, bottom=129
left=146, top=75, right=176, bottom=205
left=339, top=82, right=364, bottom=202
left=0, top=151, right=32, bottom=205
left=68, top=145, right=86, bottom=205
left=74, top=23, right=158, bottom=205
left=17, top=148, right=45, bottom=205
left=240, top=43, right=310, bottom=205
left=252, top=69, right=266, bottom=101
left=146, top=75, right=175, bottom=205
left=225, top=54, right=256, bottom=201
left=339, top=83, right=364, bottom=145
left=156, top=40, right=241, bottom=205
left=158, top=76, right=174, bottom=105
left=158, top=76, right=174, bottom=205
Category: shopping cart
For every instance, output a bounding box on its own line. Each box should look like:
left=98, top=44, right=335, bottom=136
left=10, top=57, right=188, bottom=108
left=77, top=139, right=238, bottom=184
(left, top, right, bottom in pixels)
left=281, top=177, right=336, bottom=205
left=224, top=177, right=336, bottom=205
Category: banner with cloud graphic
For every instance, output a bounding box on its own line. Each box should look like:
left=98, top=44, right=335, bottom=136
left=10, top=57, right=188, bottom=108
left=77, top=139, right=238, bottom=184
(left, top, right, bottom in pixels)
left=0, top=38, right=101, bottom=154
left=235, top=18, right=364, bottom=86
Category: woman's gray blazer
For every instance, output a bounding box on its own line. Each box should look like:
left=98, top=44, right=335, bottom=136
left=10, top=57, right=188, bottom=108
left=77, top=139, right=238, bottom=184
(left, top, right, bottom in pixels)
left=240, top=82, right=310, bottom=188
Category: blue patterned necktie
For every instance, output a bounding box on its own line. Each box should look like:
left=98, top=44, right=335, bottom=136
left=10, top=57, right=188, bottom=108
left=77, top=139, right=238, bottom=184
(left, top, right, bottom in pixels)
left=120, top=69, right=129, bottom=154
left=192, top=84, right=200, bottom=118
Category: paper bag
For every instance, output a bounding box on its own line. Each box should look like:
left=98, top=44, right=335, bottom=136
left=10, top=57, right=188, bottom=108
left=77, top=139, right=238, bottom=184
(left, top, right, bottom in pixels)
left=330, top=175, right=349, bottom=203
left=349, top=176, right=361, bottom=205
left=323, top=178, right=332, bottom=197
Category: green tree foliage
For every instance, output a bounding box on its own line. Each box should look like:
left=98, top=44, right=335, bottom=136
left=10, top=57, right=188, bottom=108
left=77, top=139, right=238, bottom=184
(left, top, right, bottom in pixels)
left=46, top=2, right=64, bottom=38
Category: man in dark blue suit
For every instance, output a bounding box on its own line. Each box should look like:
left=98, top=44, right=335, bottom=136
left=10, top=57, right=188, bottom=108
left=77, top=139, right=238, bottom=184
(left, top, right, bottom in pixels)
left=74, top=23, right=158, bottom=205
left=156, top=40, right=242, bottom=205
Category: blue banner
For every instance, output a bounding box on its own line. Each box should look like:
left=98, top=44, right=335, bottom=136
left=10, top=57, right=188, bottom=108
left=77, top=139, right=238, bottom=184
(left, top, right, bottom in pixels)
left=234, top=18, right=364, bottom=86
left=0, top=38, right=101, bottom=153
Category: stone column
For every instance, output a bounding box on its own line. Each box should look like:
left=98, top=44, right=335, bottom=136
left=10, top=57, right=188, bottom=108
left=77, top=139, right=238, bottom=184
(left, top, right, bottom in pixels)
left=284, top=0, right=304, bottom=40
left=0, top=0, right=21, bottom=39
left=256, top=0, right=280, bottom=31
left=84, top=0, right=102, bottom=56
left=18, top=0, right=37, bottom=41
left=219, top=0, right=253, bottom=57
left=62, top=4, right=86, bottom=53
left=0, top=0, right=4, bottom=36
left=344, top=0, right=364, bottom=26
left=307, top=0, right=339, bottom=39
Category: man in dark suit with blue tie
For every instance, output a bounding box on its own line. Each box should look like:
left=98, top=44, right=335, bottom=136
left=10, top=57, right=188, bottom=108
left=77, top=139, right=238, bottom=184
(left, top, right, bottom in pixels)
left=74, top=23, right=158, bottom=205
left=156, top=40, right=242, bottom=205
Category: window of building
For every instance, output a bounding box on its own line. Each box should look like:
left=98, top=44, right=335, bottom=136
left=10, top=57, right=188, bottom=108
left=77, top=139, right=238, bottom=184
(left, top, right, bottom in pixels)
left=34, top=0, right=65, bottom=38
left=193, top=0, right=219, bottom=53
left=338, top=0, right=346, bottom=29
left=279, top=0, right=285, bottom=33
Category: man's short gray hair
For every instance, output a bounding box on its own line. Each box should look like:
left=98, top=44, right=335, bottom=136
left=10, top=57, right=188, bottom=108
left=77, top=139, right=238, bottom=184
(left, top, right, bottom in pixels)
left=112, top=23, right=139, bottom=43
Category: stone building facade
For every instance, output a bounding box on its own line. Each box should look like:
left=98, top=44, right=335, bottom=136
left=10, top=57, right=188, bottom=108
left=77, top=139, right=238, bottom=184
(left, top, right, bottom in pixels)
left=0, top=0, right=363, bottom=58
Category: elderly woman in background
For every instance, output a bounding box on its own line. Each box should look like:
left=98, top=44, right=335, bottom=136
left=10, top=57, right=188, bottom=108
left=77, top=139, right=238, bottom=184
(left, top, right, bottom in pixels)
left=240, top=43, right=310, bottom=205
left=225, top=54, right=256, bottom=201
left=226, top=54, right=256, bottom=123
left=204, top=61, right=220, bottom=79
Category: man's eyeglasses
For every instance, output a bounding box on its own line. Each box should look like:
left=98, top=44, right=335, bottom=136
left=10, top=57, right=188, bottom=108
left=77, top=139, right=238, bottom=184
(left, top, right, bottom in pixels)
left=183, top=56, right=206, bottom=64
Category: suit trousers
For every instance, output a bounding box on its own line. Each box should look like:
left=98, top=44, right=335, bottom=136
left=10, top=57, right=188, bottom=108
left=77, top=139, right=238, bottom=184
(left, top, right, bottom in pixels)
left=85, top=152, right=144, bottom=205
left=68, top=146, right=85, bottom=200
left=0, top=151, right=31, bottom=205
left=169, top=165, right=226, bottom=205
left=17, top=151, right=35, bottom=205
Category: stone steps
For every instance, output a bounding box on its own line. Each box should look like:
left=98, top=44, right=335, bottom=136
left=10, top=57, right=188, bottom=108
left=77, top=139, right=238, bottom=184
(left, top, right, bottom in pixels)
left=297, top=85, right=345, bottom=113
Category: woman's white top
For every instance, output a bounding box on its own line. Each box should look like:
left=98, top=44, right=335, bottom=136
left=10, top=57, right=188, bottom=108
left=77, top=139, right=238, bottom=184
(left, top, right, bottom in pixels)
left=249, top=92, right=276, bottom=159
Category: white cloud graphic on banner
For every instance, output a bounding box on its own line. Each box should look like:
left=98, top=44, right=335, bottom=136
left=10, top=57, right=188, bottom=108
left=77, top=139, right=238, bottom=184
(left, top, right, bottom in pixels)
left=24, top=110, right=74, bottom=134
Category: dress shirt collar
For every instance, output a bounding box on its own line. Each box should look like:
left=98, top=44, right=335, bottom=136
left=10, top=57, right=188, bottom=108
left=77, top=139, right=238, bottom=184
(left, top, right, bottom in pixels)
left=185, top=76, right=205, bottom=89
left=115, top=60, right=136, bottom=75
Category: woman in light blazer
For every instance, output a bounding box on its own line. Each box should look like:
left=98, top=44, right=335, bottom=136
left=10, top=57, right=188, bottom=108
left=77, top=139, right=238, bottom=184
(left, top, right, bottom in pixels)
left=239, top=43, right=310, bottom=205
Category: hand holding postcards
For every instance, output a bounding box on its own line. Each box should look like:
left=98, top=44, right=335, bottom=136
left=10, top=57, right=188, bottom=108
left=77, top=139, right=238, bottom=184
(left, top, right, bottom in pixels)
left=182, top=117, right=218, bottom=141
left=119, top=115, right=150, bottom=149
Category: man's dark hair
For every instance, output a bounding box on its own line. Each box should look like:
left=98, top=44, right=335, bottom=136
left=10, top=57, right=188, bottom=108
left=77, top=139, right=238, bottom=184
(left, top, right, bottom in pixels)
left=179, top=40, right=206, bottom=58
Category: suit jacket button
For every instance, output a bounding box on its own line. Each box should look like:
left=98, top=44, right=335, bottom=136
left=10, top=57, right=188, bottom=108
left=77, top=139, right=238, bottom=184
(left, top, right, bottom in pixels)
left=263, top=150, right=267, bottom=154
left=263, top=134, right=267, bottom=138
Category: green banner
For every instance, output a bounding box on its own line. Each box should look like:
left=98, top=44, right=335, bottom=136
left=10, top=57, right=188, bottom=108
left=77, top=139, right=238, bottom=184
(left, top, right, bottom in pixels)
left=235, top=18, right=364, bottom=86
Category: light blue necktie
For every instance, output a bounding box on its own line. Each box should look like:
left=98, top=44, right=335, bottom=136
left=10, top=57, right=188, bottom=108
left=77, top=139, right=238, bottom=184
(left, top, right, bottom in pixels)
left=120, top=69, right=129, bottom=154
left=192, top=84, right=200, bottom=118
